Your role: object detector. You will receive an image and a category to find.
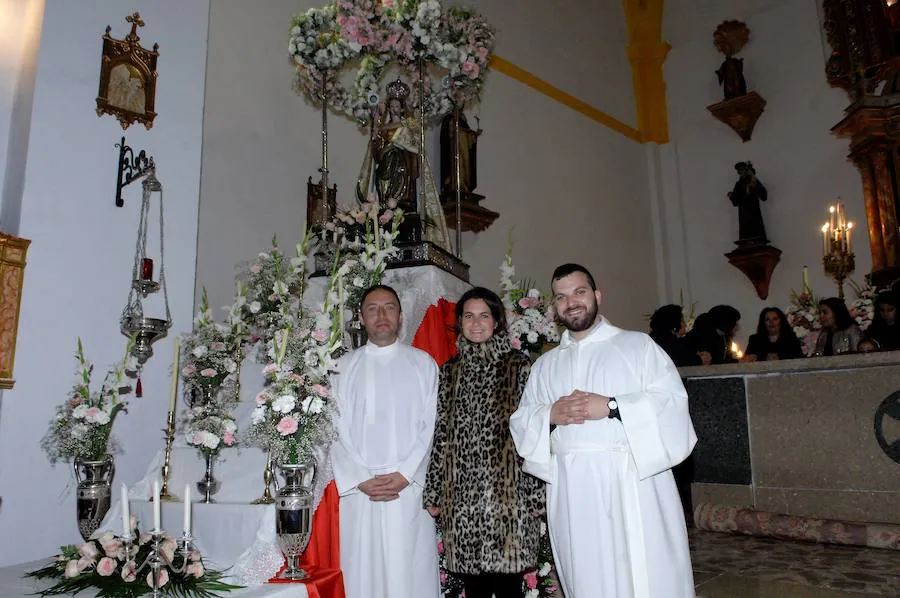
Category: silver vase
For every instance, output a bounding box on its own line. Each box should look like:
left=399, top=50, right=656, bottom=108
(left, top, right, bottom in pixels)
left=196, top=452, right=220, bottom=503
left=74, top=456, right=115, bottom=541
left=275, top=463, right=314, bottom=580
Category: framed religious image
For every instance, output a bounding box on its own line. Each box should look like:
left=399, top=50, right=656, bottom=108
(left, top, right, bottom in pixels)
left=95, top=12, right=159, bottom=130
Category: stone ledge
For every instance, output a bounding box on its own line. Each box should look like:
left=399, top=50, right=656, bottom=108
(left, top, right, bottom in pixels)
left=679, top=351, right=900, bottom=379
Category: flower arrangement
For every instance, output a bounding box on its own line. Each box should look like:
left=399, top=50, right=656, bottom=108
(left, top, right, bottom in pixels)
left=180, top=289, right=245, bottom=397
left=238, top=236, right=310, bottom=359
left=289, top=0, right=495, bottom=125
left=525, top=518, right=560, bottom=597
left=183, top=403, right=238, bottom=456
left=244, top=264, right=344, bottom=464
left=785, top=280, right=822, bottom=356
left=498, top=251, right=559, bottom=354
left=848, top=278, right=876, bottom=331
left=26, top=522, right=239, bottom=597
left=41, top=338, right=136, bottom=465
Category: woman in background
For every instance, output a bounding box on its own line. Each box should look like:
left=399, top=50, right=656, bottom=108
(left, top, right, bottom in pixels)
left=866, top=290, right=900, bottom=351
left=687, top=305, right=742, bottom=364
left=814, top=297, right=862, bottom=355
left=743, top=307, right=804, bottom=362
left=649, top=305, right=711, bottom=367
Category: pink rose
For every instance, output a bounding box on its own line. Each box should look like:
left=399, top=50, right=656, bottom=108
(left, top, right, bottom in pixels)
left=518, top=298, right=531, bottom=309
left=440, top=570, right=447, bottom=584
left=160, top=538, right=177, bottom=563
left=524, top=571, right=538, bottom=589
left=100, top=537, right=123, bottom=558
left=250, top=264, right=262, bottom=274
left=462, top=61, right=480, bottom=78
left=223, top=431, right=235, bottom=446
left=121, top=561, right=137, bottom=582
left=311, top=384, right=329, bottom=398
left=255, top=392, right=267, bottom=406
left=96, top=557, right=116, bottom=577
left=187, top=562, right=205, bottom=578
left=192, top=431, right=205, bottom=446
left=509, top=337, right=522, bottom=350
left=182, top=364, right=196, bottom=376
left=189, top=550, right=201, bottom=562
left=311, top=328, right=328, bottom=343
left=476, top=46, right=489, bottom=61
left=147, top=568, right=169, bottom=588
left=387, top=198, right=398, bottom=209
left=379, top=212, right=392, bottom=225
left=290, top=373, right=305, bottom=384
left=437, top=540, right=444, bottom=555
left=276, top=416, right=299, bottom=436
left=200, top=368, right=217, bottom=378
left=78, top=542, right=99, bottom=562
left=263, top=363, right=279, bottom=374
left=210, top=342, right=227, bottom=351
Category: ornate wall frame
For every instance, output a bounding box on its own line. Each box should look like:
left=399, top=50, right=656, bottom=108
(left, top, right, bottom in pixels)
left=95, top=12, right=159, bottom=130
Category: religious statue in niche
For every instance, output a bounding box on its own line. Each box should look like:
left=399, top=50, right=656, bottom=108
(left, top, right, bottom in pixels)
left=356, top=78, right=451, bottom=251
left=714, top=20, right=749, bottom=100
left=724, top=161, right=781, bottom=300
left=96, top=12, right=159, bottom=130
left=440, top=109, right=482, bottom=202
left=707, top=20, right=766, bottom=142
left=728, top=162, right=768, bottom=245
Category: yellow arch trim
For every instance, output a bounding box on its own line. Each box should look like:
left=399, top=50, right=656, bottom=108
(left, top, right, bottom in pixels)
left=488, top=0, right=669, bottom=144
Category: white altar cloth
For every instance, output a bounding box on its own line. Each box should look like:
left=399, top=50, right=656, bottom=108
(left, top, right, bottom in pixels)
left=0, top=559, right=307, bottom=598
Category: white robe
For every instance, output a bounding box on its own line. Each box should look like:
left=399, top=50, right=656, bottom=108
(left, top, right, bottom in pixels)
left=509, top=318, right=697, bottom=598
left=329, top=340, right=441, bottom=598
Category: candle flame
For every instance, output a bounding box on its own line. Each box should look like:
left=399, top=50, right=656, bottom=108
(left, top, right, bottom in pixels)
left=730, top=341, right=743, bottom=359
left=847, top=222, right=854, bottom=229
left=821, top=223, right=829, bottom=232
left=829, top=206, right=835, bottom=213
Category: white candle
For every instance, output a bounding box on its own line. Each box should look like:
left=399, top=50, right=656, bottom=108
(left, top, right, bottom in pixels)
left=802, top=266, right=809, bottom=291
left=169, top=337, right=181, bottom=414
left=847, top=222, right=853, bottom=253
left=152, top=480, right=161, bottom=532
left=183, top=484, right=191, bottom=535
left=121, top=483, right=130, bottom=538
left=821, top=224, right=829, bottom=256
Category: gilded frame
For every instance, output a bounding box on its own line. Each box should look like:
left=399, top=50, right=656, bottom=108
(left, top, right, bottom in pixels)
left=95, top=13, right=159, bottom=130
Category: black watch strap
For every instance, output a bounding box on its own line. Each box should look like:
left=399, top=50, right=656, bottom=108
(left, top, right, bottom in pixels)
left=608, top=397, right=621, bottom=421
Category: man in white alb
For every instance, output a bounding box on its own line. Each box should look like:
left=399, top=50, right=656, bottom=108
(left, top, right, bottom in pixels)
left=329, top=284, right=441, bottom=598
left=510, top=264, right=697, bottom=598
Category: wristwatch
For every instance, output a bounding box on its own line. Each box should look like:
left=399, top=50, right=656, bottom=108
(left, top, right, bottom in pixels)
left=607, top=398, right=621, bottom=421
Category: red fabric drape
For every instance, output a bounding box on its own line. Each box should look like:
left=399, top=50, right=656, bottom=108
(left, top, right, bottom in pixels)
left=412, top=298, right=458, bottom=366
left=269, top=481, right=345, bottom=597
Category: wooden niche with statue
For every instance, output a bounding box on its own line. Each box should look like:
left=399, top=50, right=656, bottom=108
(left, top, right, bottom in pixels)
left=439, top=108, right=498, bottom=233
left=724, top=161, right=782, bottom=299
left=707, top=20, right=766, bottom=143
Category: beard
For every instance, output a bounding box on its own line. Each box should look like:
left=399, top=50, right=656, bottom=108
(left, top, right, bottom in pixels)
left=558, top=298, right=599, bottom=332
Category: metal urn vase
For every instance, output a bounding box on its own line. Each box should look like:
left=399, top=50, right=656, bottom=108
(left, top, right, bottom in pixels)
left=345, top=315, right=367, bottom=349
left=196, top=453, right=220, bottom=503
left=275, top=463, right=314, bottom=580
left=74, top=456, right=115, bottom=541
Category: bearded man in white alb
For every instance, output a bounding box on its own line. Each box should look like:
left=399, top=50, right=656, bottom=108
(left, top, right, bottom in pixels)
left=329, top=284, right=441, bottom=598
left=510, top=264, right=696, bottom=598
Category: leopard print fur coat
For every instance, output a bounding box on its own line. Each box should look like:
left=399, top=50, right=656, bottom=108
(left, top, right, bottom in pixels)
left=424, top=331, right=545, bottom=575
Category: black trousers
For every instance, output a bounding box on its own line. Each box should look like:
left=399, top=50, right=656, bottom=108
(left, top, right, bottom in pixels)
left=455, top=572, right=524, bottom=598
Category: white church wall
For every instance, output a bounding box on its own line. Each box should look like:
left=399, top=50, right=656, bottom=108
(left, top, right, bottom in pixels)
left=0, top=0, right=209, bottom=565
left=198, top=0, right=657, bottom=331
left=657, top=0, right=865, bottom=345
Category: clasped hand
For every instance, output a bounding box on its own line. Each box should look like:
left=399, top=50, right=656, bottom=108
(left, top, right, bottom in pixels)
left=549, top=389, right=610, bottom=426
left=358, top=472, right=409, bottom=502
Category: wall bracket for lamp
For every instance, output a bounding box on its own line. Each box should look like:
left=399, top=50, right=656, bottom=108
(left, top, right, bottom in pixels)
left=114, top=136, right=155, bottom=207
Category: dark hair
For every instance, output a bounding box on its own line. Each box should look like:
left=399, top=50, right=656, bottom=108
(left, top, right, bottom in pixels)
left=708, top=305, right=741, bottom=335
left=649, top=304, right=683, bottom=334
left=755, top=307, right=789, bottom=337
left=551, top=263, right=596, bottom=292
left=819, top=297, right=854, bottom=330
left=360, top=284, right=401, bottom=311
left=455, top=287, right=507, bottom=331
left=871, top=290, right=899, bottom=329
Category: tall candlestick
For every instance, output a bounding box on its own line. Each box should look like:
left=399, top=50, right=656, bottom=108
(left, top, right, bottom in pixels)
left=183, top=484, right=191, bottom=535
left=153, top=480, right=161, bottom=532
left=847, top=222, right=853, bottom=253
left=121, top=483, right=130, bottom=538
left=829, top=205, right=836, bottom=231
left=802, top=266, right=810, bottom=290
left=169, top=337, right=181, bottom=414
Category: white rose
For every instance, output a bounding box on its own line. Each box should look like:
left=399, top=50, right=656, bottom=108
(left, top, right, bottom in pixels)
left=192, top=346, right=208, bottom=358
left=249, top=301, right=262, bottom=314
left=72, top=404, right=88, bottom=419
left=225, top=359, right=238, bottom=374
left=223, top=419, right=237, bottom=433
left=308, top=396, right=325, bottom=414
left=250, top=407, right=266, bottom=424
left=202, top=433, right=220, bottom=450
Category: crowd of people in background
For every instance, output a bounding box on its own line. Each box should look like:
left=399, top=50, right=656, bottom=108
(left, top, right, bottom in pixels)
left=648, top=289, right=900, bottom=367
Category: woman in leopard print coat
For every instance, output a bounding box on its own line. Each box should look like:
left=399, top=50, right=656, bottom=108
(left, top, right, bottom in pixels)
left=424, top=287, right=545, bottom=598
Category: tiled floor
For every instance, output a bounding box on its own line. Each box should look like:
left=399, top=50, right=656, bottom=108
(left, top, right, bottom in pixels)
left=691, top=530, right=900, bottom=596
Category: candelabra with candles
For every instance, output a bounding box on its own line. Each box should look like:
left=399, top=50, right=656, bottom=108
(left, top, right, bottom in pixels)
left=821, top=202, right=855, bottom=299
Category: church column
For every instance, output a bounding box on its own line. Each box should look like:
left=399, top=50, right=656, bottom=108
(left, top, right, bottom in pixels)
left=872, top=149, right=899, bottom=267
left=854, top=154, right=886, bottom=270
